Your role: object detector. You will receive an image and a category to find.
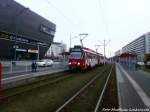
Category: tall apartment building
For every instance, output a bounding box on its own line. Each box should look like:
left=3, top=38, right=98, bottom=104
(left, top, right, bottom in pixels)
left=122, top=32, right=150, bottom=61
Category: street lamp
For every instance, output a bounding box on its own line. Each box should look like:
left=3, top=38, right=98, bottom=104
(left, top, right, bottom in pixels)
left=96, top=40, right=110, bottom=65
left=79, top=33, right=88, bottom=47
left=37, top=42, right=44, bottom=61
left=95, top=44, right=108, bottom=65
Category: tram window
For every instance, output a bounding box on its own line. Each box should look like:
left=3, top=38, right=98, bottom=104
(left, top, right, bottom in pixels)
left=70, top=52, right=82, bottom=58
left=81, top=53, right=85, bottom=59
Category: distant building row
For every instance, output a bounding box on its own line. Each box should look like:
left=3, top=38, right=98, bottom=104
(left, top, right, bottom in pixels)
left=115, top=32, right=150, bottom=61
left=45, top=42, right=67, bottom=59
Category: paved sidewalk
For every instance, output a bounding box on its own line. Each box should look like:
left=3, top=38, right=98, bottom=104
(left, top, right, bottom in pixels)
left=116, top=63, right=150, bottom=111
left=2, top=68, right=68, bottom=85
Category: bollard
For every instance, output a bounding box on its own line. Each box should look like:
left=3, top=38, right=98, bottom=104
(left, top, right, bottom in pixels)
left=0, top=62, right=2, bottom=100
left=10, top=61, right=13, bottom=73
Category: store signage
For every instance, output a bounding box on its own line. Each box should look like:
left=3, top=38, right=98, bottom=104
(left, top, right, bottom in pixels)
left=16, top=37, right=28, bottom=43
left=13, top=45, right=19, bottom=49
left=71, top=48, right=82, bottom=52
left=0, top=32, right=9, bottom=39
left=10, top=35, right=29, bottom=43
left=0, top=32, right=48, bottom=47
left=40, top=25, right=55, bottom=36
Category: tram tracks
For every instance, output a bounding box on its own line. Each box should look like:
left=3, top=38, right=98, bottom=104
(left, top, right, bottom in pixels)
left=2, top=71, right=73, bottom=99
left=0, top=65, right=116, bottom=112
left=55, top=65, right=113, bottom=112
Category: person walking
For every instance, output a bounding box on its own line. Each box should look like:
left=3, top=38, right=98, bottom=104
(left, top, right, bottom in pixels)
left=31, top=61, right=35, bottom=72
left=31, top=61, right=37, bottom=72
left=34, top=61, right=37, bottom=72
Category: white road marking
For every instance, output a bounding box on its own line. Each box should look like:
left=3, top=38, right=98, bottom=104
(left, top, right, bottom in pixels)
left=119, top=64, right=150, bottom=108
left=94, top=66, right=113, bottom=112
left=115, top=64, right=123, bottom=109
left=116, top=66, right=124, bottom=83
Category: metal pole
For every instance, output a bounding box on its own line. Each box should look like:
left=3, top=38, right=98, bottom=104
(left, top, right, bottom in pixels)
left=37, top=44, right=39, bottom=61
left=96, top=48, right=98, bottom=53
left=26, top=61, right=28, bottom=72
left=80, top=39, right=83, bottom=47
left=0, top=62, right=2, bottom=99
left=14, top=41, right=17, bottom=60
left=79, top=33, right=88, bottom=47
left=70, top=35, right=78, bottom=49
left=104, top=40, right=106, bottom=65
left=70, top=34, right=71, bottom=49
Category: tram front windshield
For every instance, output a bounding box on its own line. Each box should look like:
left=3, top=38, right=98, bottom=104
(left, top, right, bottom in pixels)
left=70, top=52, right=82, bottom=59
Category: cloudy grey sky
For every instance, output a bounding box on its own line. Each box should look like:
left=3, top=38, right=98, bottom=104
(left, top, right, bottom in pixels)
left=15, top=0, right=150, bottom=57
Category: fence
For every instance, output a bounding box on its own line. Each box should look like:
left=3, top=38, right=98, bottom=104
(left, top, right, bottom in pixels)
left=1, top=60, right=68, bottom=79
left=118, top=53, right=137, bottom=70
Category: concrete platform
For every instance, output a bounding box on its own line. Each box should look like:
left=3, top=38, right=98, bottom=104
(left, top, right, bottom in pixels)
left=2, top=68, right=68, bottom=89
left=116, top=63, right=150, bottom=111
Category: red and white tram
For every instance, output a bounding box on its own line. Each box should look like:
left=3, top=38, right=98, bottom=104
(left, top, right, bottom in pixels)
left=68, top=45, right=104, bottom=70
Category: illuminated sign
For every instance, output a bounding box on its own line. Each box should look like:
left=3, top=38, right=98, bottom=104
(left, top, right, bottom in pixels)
left=16, top=37, right=28, bottom=43
left=16, top=48, right=27, bottom=52
left=0, top=32, right=48, bottom=47
left=40, top=25, right=55, bottom=36
left=0, top=32, right=9, bottom=39
left=71, top=48, right=82, bottom=52
left=10, top=35, right=29, bottom=43
left=28, top=49, right=38, bottom=53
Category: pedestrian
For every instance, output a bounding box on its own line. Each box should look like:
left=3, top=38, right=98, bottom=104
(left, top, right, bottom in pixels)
left=31, top=61, right=35, bottom=72
left=34, top=61, right=37, bottom=72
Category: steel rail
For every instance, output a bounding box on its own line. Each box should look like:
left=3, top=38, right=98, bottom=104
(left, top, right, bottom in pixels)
left=94, top=65, right=113, bottom=112
left=55, top=66, right=110, bottom=112
left=1, top=72, right=72, bottom=99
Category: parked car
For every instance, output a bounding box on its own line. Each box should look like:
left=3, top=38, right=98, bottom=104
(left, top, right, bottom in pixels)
left=146, top=61, right=150, bottom=65
left=36, top=59, right=53, bottom=67
left=145, top=61, right=150, bottom=68
left=136, top=62, right=145, bottom=69
left=137, top=62, right=145, bottom=66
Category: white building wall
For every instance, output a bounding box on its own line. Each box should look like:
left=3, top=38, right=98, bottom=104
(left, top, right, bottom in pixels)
left=121, top=32, right=150, bottom=61
left=145, top=33, right=150, bottom=53
left=115, top=50, right=122, bottom=56
left=46, top=42, right=67, bottom=57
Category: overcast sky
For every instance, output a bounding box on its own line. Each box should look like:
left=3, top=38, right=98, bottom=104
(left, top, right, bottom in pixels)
left=15, top=0, right=150, bottom=57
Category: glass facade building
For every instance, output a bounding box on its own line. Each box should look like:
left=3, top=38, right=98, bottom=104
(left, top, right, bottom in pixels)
left=0, top=0, right=56, bottom=60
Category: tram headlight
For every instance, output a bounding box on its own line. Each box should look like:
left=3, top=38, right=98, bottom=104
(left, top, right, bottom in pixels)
left=77, top=62, right=80, bottom=65
left=69, top=62, right=71, bottom=65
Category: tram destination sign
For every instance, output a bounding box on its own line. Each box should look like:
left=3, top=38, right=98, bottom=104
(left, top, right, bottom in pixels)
left=70, top=48, right=82, bottom=52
